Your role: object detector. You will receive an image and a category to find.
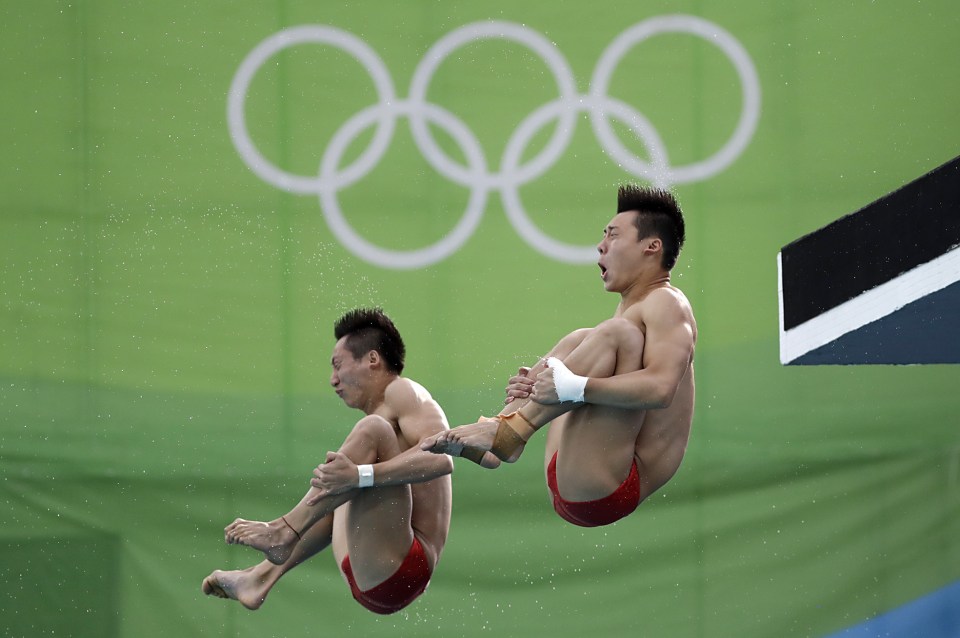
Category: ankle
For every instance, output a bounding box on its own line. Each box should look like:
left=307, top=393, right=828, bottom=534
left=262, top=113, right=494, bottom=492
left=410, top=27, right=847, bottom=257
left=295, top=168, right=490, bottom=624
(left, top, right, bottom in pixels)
left=279, top=515, right=302, bottom=542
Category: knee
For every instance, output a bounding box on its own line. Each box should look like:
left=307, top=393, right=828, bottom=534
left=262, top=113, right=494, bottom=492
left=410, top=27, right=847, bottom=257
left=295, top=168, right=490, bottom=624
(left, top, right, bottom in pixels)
left=343, top=415, right=397, bottom=463
left=556, top=328, right=592, bottom=353
left=351, top=415, right=394, bottom=441
left=592, top=318, right=644, bottom=349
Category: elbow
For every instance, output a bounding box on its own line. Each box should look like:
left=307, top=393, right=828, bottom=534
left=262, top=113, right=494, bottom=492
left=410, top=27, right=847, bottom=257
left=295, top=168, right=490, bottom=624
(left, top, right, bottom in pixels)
left=647, top=383, right=676, bottom=410
left=437, top=454, right=454, bottom=476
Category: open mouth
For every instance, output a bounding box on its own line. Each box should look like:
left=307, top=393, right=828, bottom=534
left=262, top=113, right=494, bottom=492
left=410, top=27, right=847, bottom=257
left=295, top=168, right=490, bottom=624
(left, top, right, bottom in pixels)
left=598, top=263, right=608, bottom=279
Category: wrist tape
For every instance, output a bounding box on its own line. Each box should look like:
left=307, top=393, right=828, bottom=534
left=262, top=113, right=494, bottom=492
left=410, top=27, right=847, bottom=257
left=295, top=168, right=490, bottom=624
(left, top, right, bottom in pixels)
left=547, top=357, right=587, bottom=402
left=357, top=464, right=374, bottom=488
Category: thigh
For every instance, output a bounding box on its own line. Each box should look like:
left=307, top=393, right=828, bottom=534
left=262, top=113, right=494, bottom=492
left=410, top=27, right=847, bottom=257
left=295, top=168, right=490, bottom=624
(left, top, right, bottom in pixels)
left=542, top=416, right=564, bottom=481
left=332, top=484, right=414, bottom=591
left=331, top=414, right=414, bottom=590
left=553, top=319, right=646, bottom=500
left=554, top=405, right=644, bottom=501
left=538, top=329, right=592, bottom=478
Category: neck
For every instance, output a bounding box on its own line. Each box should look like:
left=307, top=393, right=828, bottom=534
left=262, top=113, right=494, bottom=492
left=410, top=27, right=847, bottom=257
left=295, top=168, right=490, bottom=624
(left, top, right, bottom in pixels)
left=358, top=373, right=397, bottom=415
left=618, top=272, right=671, bottom=306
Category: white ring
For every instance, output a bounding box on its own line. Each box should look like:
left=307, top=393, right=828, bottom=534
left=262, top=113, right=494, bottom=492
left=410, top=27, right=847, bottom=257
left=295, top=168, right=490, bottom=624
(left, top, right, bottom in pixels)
left=589, top=14, right=760, bottom=185
left=407, top=21, right=579, bottom=190
left=500, top=96, right=670, bottom=262
left=227, top=25, right=397, bottom=195
left=228, top=16, right=761, bottom=268
left=319, top=101, right=489, bottom=270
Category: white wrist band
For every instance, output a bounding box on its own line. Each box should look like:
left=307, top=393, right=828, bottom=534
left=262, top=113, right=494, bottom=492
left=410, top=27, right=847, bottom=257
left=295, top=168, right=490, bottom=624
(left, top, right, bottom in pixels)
left=357, top=464, right=374, bottom=488
left=547, top=357, right=587, bottom=402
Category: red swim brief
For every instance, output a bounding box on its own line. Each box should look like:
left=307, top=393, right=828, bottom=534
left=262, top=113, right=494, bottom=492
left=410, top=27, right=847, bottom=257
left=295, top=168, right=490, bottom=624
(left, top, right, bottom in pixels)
left=547, top=451, right=641, bottom=527
left=341, top=537, right=432, bottom=615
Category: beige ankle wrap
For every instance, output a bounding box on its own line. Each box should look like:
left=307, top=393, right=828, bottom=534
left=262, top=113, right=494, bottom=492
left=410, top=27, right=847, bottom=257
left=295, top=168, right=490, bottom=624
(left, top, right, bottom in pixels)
left=490, top=411, right=536, bottom=461
left=459, top=446, right=487, bottom=465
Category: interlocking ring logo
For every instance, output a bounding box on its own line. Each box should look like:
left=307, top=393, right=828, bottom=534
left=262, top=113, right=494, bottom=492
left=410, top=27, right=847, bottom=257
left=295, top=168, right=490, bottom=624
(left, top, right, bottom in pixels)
left=228, top=15, right=760, bottom=269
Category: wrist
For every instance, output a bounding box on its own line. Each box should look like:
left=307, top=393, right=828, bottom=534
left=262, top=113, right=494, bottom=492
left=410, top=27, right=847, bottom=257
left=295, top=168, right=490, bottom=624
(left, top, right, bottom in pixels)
left=548, top=357, right=587, bottom=402
left=357, top=463, right=374, bottom=488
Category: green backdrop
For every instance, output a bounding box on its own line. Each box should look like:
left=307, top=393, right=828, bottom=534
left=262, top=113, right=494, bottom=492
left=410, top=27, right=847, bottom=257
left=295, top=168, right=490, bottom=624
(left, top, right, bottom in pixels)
left=2, top=2, right=958, bottom=637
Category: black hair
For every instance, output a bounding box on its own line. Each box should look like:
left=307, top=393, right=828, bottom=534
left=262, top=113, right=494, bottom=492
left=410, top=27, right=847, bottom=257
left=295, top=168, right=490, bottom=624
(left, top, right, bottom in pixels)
left=333, top=307, right=406, bottom=374
left=616, top=184, right=686, bottom=270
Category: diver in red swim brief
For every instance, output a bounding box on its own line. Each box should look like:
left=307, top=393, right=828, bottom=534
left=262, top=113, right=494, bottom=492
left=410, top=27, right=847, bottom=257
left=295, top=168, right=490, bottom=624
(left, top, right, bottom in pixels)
left=201, top=309, right=453, bottom=614
left=420, top=185, right=695, bottom=536
left=547, top=452, right=640, bottom=527
left=341, top=537, right=432, bottom=615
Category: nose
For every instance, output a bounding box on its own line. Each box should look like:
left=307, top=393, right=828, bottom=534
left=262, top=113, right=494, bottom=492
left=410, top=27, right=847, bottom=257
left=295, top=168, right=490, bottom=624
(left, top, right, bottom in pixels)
left=597, top=238, right=606, bottom=254
left=330, top=372, right=339, bottom=388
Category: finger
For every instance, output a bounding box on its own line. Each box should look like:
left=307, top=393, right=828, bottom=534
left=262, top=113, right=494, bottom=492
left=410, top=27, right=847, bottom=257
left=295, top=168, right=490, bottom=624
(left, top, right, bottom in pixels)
left=536, top=367, right=554, bottom=381
left=306, top=491, right=326, bottom=506
left=224, top=518, right=243, bottom=536
left=325, top=450, right=338, bottom=462
left=518, top=366, right=531, bottom=376
left=504, top=396, right=514, bottom=405
left=429, top=435, right=450, bottom=452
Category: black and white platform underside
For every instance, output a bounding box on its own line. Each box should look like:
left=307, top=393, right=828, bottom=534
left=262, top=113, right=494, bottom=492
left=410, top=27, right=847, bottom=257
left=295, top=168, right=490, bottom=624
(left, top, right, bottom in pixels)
left=778, top=155, right=960, bottom=365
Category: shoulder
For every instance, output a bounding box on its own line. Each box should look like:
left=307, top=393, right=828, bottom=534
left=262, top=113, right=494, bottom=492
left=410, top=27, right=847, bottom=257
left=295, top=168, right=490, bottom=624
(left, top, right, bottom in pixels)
left=385, top=375, right=433, bottom=397
left=648, top=286, right=695, bottom=320
left=652, top=284, right=691, bottom=306
left=623, top=285, right=693, bottom=320
left=384, top=376, right=435, bottom=412
left=625, top=286, right=697, bottom=339
left=383, top=376, right=449, bottom=434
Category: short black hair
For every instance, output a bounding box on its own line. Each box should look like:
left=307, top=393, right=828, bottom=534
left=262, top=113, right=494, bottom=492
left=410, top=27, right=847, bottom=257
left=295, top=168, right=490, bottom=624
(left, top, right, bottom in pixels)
left=333, top=307, right=406, bottom=374
left=617, top=184, right=686, bottom=270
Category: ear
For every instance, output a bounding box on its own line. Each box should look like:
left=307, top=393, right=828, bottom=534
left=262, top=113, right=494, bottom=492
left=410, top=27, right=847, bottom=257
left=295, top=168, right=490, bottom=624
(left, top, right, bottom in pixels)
left=644, top=237, right=663, bottom=255
left=366, top=350, right=382, bottom=368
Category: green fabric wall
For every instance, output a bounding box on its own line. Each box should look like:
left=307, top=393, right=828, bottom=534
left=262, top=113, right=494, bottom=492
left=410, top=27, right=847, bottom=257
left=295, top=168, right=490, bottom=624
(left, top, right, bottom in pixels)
left=1, top=2, right=958, bottom=636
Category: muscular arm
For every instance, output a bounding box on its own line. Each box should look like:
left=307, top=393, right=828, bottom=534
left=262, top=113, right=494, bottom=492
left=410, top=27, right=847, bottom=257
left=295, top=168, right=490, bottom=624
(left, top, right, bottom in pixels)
left=363, top=438, right=454, bottom=487
left=529, top=291, right=695, bottom=413
left=377, top=380, right=455, bottom=484
left=585, top=301, right=694, bottom=410
left=311, top=380, right=453, bottom=499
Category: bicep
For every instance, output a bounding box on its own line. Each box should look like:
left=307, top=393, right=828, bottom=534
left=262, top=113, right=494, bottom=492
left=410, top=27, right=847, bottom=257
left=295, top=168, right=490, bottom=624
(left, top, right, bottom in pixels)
left=397, top=401, right=449, bottom=446
left=641, top=312, right=694, bottom=388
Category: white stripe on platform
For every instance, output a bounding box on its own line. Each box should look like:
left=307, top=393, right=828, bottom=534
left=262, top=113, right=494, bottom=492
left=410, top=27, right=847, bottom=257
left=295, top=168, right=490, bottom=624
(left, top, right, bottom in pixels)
left=778, top=244, right=960, bottom=364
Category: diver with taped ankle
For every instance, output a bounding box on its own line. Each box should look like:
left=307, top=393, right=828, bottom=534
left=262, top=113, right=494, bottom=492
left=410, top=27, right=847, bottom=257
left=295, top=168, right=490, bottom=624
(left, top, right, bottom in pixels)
left=423, top=185, right=697, bottom=527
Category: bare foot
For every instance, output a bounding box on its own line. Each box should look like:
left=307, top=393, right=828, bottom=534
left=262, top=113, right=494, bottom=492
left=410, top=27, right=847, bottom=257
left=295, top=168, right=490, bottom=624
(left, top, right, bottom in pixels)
left=201, top=566, right=271, bottom=610
left=421, top=418, right=523, bottom=465
left=224, top=518, right=297, bottom=565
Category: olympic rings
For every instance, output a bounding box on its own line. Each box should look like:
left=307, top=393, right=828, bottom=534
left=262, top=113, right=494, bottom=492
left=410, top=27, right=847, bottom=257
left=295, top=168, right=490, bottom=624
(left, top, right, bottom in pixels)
left=227, top=16, right=761, bottom=269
